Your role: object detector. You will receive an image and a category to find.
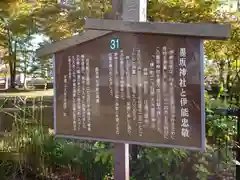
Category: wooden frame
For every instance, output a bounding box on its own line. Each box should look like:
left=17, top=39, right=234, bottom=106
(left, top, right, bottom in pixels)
left=85, top=18, right=230, bottom=40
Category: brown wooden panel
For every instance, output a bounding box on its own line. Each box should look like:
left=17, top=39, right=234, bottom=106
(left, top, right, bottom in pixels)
left=54, top=32, right=204, bottom=150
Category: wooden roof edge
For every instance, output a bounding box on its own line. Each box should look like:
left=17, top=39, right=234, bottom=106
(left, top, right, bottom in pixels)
left=85, top=18, right=231, bottom=40
left=36, top=30, right=112, bottom=57
left=36, top=19, right=231, bottom=58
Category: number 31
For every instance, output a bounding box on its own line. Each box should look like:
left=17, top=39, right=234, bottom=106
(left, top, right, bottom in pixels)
left=110, top=39, right=120, bottom=50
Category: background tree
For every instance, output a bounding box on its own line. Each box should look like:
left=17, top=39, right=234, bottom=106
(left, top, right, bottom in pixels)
left=33, top=0, right=111, bottom=42
left=0, top=0, right=111, bottom=89
left=205, top=15, right=240, bottom=102
left=0, top=0, right=38, bottom=89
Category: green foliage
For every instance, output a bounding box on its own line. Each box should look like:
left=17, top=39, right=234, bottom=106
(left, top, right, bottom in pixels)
left=42, top=137, right=112, bottom=179
left=130, top=147, right=188, bottom=179
left=148, top=0, right=220, bottom=23
left=0, top=96, right=113, bottom=179
left=33, top=0, right=111, bottom=41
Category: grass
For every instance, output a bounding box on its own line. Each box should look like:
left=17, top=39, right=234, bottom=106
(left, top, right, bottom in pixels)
left=0, top=89, right=54, bottom=97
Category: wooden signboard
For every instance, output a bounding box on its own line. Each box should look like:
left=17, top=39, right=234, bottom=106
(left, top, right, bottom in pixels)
left=36, top=19, right=230, bottom=151
left=53, top=32, right=204, bottom=150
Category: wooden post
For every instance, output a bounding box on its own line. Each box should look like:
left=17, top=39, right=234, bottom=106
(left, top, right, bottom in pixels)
left=112, top=1, right=147, bottom=180
left=114, top=143, right=130, bottom=180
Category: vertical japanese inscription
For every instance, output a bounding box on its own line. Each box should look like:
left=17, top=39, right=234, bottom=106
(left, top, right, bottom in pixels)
left=63, top=75, right=68, bottom=117
left=137, top=50, right=143, bottom=136
left=68, top=56, right=72, bottom=80
left=131, top=50, right=137, bottom=123
left=168, top=50, right=176, bottom=139
left=143, top=68, right=149, bottom=126
left=108, top=53, right=113, bottom=96
left=162, top=46, right=169, bottom=139
left=72, top=56, right=77, bottom=131
left=76, top=55, right=81, bottom=130
left=68, top=55, right=72, bottom=129
left=120, top=50, right=125, bottom=100
left=114, top=52, right=120, bottom=135
left=95, top=67, right=100, bottom=104
left=86, top=58, right=91, bottom=131
left=155, top=48, right=161, bottom=133
left=179, top=48, right=190, bottom=138
left=126, top=56, right=132, bottom=135
left=149, top=56, right=156, bottom=129
left=67, top=55, right=72, bottom=119
left=81, top=55, right=86, bottom=129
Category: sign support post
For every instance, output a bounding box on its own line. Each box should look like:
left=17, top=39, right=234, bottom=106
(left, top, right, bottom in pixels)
left=111, top=1, right=147, bottom=180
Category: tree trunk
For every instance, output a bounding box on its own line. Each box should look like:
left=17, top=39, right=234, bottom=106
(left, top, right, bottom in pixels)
left=6, top=28, right=16, bottom=90
left=219, top=60, right=225, bottom=84
left=8, top=56, right=16, bottom=89
left=9, top=62, right=16, bottom=89
left=226, top=59, right=232, bottom=101
left=23, top=73, right=27, bottom=89
left=8, top=41, right=17, bottom=89
left=4, top=71, right=8, bottom=89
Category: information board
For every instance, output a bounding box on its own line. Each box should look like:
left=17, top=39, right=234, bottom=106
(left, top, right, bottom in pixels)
left=54, top=32, right=205, bottom=150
